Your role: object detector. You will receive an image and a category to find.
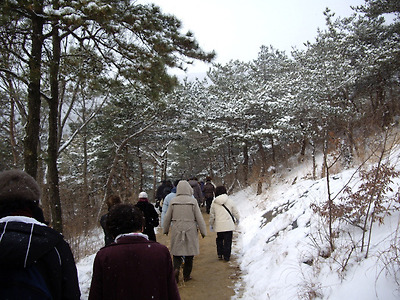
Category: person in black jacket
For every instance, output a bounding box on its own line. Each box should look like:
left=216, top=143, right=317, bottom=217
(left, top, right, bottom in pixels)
left=203, top=176, right=216, bottom=214
left=155, top=180, right=173, bottom=212
left=0, top=169, right=80, bottom=299
left=100, top=194, right=122, bottom=246
left=135, top=191, right=159, bottom=242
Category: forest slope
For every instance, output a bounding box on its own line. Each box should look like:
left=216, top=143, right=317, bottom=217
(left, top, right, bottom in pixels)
left=231, top=146, right=400, bottom=299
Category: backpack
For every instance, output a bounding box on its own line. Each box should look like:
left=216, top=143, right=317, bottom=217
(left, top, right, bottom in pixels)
left=0, top=264, right=52, bottom=300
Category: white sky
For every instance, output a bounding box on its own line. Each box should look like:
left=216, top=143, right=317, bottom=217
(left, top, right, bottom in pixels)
left=139, top=0, right=367, bottom=75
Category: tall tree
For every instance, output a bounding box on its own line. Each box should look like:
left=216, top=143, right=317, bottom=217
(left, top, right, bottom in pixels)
left=0, top=0, right=214, bottom=232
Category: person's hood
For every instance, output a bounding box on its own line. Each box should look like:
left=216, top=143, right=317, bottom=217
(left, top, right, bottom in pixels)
left=176, top=180, right=193, bottom=197
left=0, top=216, right=64, bottom=268
left=213, top=194, right=229, bottom=206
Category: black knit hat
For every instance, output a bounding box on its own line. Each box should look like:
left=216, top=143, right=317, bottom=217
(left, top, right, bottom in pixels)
left=0, top=170, right=41, bottom=202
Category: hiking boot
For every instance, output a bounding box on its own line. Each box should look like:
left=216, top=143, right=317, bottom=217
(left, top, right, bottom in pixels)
left=218, top=255, right=223, bottom=260
left=183, top=276, right=192, bottom=282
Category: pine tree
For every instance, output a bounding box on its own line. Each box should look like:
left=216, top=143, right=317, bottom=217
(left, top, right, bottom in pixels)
left=0, top=0, right=215, bottom=232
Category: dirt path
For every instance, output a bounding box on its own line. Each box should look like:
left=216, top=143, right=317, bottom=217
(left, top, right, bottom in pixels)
left=157, top=211, right=241, bottom=300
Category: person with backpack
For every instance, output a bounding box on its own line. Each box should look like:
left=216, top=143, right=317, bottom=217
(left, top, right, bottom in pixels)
left=89, top=203, right=180, bottom=300
left=135, top=191, right=159, bottom=242
left=0, top=169, right=80, bottom=299
left=209, top=185, right=240, bottom=262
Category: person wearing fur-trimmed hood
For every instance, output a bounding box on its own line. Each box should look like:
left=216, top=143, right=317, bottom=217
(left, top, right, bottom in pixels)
left=209, top=185, right=239, bottom=262
left=163, top=180, right=207, bottom=282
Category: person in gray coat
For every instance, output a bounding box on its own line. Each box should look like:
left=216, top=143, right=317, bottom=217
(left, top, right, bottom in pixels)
left=188, top=177, right=204, bottom=207
left=163, top=180, right=207, bottom=283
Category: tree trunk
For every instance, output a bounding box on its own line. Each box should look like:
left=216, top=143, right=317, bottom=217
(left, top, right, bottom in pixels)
left=322, top=131, right=335, bottom=253
left=300, top=136, right=307, bottom=157
left=24, top=2, right=44, bottom=178
left=311, top=140, right=316, bottom=180
left=242, top=140, right=249, bottom=185
left=269, top=135, right=276, bottom=164
left=83, top=127, right=91, bottom=206
left=77, top=90, right=91, bottom=206
left=162, top=151, right=168, bottom=182
left=9, top=99, right=19, bottom=166
left=47, top=19, right=63, bottom=233
left=138, top=144, right=144, bottom=191
left=345, top=125, right=360, bottom=159
left=256, top=140, right=266, bottom=195
left=152, top=161, right=157, bottom=201
left=122, top=146, right=131, bottom=199
left=36, top=155, right=49, bottom=220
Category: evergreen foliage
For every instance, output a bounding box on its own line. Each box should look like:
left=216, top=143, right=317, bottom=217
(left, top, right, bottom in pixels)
left=0, top=0, right=399, bottom=238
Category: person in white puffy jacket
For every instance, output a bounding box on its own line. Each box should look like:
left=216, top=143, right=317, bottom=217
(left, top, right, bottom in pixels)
left=209, top=185, right=239, bottom=261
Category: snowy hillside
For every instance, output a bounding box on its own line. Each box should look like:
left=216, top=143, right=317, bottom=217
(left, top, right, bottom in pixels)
left=231, top=151, right=400, bottom=299
left=76, top=148, right=400, bottom=300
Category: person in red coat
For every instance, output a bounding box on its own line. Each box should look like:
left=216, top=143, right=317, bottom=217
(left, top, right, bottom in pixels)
left=89, top=203, right=180, bottom=300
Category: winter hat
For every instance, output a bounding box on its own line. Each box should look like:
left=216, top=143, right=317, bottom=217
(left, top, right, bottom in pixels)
left=138, top=192, right=148, bottom=199
left=0, top=170, right=41, bottom=202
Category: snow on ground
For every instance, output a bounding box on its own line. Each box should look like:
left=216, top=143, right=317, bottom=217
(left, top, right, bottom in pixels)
left=77, top=150, right=400, bottom=300
left=76, top=227, right=104, bottom=300
left=77, top=253, right=96, bottom=299
left=230, top=152, right=400, bottom=299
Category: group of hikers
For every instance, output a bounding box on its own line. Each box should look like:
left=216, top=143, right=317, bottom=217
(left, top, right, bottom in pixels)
left=0, top=169, right=239, bottom=299
left=156, top=177, right=216, bottom=216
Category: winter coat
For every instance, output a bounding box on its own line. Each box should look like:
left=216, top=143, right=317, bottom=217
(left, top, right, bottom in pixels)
left=163, top=181, right=207, bottom=256
left=188, top=179, right=203, bottom=205
left=0, top=216, right=81, bottom=300
left=203, top=181, right=215, bottom=199
left=100, top=212, right=113, bottom=246
left=135, top=200, right=160, bottom=241
left=156, top=182, right=173, bottom=201
left=161, top=187, right=176, bottom=227
left=89, top=234, right=180, bottom=300
left=209, top=194, right=240, bottom=232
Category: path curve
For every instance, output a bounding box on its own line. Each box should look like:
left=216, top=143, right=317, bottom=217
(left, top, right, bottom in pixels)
left=157, top=211, right=241, bottom=300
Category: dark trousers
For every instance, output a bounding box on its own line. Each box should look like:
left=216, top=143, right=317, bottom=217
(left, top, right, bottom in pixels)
left=216, top=231, right=233, bottom=260
left=173, top=255, right=194, bottom=279
left=205, top=197, right=213, bottom=214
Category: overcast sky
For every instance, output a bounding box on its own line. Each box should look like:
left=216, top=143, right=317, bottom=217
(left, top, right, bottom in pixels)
left=139, top=0, right=367, bottom=75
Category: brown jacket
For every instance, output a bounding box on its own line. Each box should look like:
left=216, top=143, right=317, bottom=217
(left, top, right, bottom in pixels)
left=163, top=180, right=207, bottom=256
